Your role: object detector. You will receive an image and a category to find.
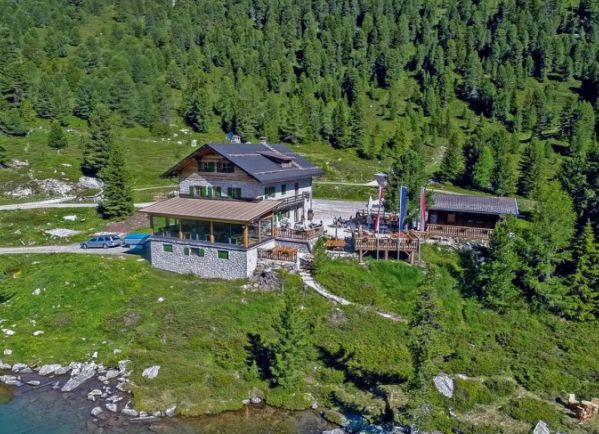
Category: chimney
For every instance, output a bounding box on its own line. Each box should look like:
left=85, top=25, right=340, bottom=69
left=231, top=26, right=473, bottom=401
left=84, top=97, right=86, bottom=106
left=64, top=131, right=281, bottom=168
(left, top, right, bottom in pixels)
left=259, top=137, right=267, bottom=145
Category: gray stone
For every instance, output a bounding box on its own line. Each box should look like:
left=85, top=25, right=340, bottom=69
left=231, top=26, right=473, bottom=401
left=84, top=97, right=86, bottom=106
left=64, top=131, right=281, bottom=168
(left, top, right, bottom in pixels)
left=322, top=430, right=345, bottom=434
left=165, top=406, right=176, bottom=417
left=11, top=363, right=28, bottom=373
left=533, top=420, right=550, bottom=434
left=61, top=367, right=95, bottom=392
left=91, top=407, right=103, bottom=417
left=142, top=365, right=160, bottom=379
left=105, top=369, right=119, bottom=379
left=19, top=367, right=33, bottom=374
left=433, top=373, right=454, bottom=398
left=250, top=396, right=262, bottom=404
left=55, top=366, right=71, bottom=375
left=26, top=380, right=41, bottom=386
left=0, top=360, right=11, bottom=370
left=39, top=364, right=63, bottom=376
left=0, top=375, right=17, bottom=383
left=106, top=403, right=118, bottom=413
left=121, top=408, right=139, bottom=417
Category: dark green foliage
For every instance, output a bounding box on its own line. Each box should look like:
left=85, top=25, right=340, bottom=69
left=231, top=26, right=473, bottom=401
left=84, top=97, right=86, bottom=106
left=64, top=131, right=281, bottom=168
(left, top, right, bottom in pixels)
left=472, top=146, right=494, bottom=190
left=385, top=144, right=427, bottom=214
left=81, top=104, right=113, bottom=177
left=518, top=140, right=546, bottom=198
left=270, top=284, right=309, bottom=388
left=99, top=144, right=133, bottom=219
left=561, top=144, right=599, bottom=231
left=0, top=108, right=27, bottom=136
left=0, top=144, right=6, bottom=166
left=438, top=127, right=465, bottom=183
left=184, top=87, right=210, bottom=133
left=483, top=378, right=516, bottom=397
left=47, top=121, right=67, bottom=151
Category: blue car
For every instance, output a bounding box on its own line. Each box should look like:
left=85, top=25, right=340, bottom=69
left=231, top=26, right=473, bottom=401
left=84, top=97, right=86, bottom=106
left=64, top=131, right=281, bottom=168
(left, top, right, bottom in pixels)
left=80, top=235, right=122, bottom=249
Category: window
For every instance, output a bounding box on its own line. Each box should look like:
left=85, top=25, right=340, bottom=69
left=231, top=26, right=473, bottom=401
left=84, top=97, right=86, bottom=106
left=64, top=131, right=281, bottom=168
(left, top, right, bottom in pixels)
left=264, top=186, right=276, bottom=198
left=227, top=187, right=242, bottom=199
left=200, top=186, right=213, bottom=198
left=214, top=186, right=222, bottom=198
left=217, top=250, right=229, bottom=260
left=163, top=244, right=173, bottom=253
left=199, top=161, right=217, bottom=172
left=183, top=247, right=190, bottom=256
left=190, top=186, right=201, bottom=197
left=281, top=184, right=287, bottom=195
left=191, top=247, right=204, bottom=257
left=218, top=162, right=234, bottom=173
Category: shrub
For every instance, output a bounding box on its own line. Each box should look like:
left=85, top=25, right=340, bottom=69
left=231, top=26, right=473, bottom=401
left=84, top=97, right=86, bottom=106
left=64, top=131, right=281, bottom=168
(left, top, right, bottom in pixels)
left=452, top=378, right=494, bottom=411
left=484, top=378, right=516, bottom=397
left=503, top=397, right=560, bottom=427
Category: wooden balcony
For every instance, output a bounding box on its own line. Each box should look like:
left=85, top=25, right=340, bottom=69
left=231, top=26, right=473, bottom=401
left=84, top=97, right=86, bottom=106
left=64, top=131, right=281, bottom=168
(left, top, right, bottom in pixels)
left=354, top=237, right=420, bottom=252
left=275, top=225, right=324, bottom=241
left=426, top=224, right=493, bottom=241
left=275, top=192, right=310, bottom=210
left=258, top=247, right=298, bottom=263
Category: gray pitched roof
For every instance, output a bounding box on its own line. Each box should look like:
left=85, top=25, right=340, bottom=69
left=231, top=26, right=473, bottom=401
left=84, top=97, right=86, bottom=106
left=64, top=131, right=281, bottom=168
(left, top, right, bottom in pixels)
left=429, top=192, right=519, bottom=215
left=162, top=143, right=323, bottom=183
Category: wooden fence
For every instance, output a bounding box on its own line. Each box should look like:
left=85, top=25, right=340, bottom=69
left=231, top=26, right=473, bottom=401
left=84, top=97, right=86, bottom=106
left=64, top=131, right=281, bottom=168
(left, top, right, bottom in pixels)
left=426, top=224, right=493, bottom=240
left=258, top=248, right=298, bottom=263
left=275, top=225, right=324, bottom=240
left=353, top=237, right=420, bottom=252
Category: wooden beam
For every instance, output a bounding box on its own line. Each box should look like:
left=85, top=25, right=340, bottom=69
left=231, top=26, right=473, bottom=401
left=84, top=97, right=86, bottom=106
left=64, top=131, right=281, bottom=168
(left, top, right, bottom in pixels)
left=243, top=224, right=249, bottom=248
left=209, top=221, right=215, bottom=243
left=150, top=216, right=154, bottom=235
left=258, top=220, right=262, bottom=242
left=271, top=214, right=275, bottom=237
left=178, top=219, right=183, bottom=240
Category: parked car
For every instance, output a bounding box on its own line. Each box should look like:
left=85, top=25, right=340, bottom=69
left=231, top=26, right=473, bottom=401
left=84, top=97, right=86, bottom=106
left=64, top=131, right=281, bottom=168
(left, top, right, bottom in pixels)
left=80, top=235, right=122, bottom=249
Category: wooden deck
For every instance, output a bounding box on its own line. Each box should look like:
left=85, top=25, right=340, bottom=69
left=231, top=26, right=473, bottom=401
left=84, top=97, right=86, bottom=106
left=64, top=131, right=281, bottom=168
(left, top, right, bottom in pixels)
left=353, top=236, right=420, bottom=262
left=425, top=224, right=493, bottom=241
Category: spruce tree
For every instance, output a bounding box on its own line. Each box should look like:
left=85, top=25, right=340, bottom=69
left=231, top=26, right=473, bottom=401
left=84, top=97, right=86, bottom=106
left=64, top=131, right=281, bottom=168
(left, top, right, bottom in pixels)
left=349, top=97, right=365, bottom=149
left=47, top=121, right=68, bottom=152
left=100, top=144, right=133, bottom=219
left=518, top=140, right=545, bottom=198
left=331, top=101, right=349, bottom=149
left=491, top=152, right=516, bottom=196
left=438, top=128, right=465, bottom=183
left=82, top=104, right=113, bottom=177
left=385, top=144, right=427, bottom=214
left=472, top=146, right=494, bottom=190
left=565, top=221, right=599, bottom=321
left=185, top=87, right=210, bottom=133
left=279, top=97, right=305, bottom=144
left=271, top=285, right=308, bottom=388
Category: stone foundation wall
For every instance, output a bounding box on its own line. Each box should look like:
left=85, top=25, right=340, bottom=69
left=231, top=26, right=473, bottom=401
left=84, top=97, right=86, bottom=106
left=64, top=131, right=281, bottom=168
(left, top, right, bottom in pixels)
left=149, top=239, right=261, bottom=279
left=274, top=238, right=315, bottom=254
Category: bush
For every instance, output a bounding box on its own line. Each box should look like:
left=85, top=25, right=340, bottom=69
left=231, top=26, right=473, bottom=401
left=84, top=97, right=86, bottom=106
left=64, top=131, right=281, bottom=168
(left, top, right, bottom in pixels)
left=503, top=397, right=560, bottom=427
left=484, top=378, right=516, bottom=397
left=452, top=378, right=494, bottom=411
left=266, top=386, right=311, bottom=410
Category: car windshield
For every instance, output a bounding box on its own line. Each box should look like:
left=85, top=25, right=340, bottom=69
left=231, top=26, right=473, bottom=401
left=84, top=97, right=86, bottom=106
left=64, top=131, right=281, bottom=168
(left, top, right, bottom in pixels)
left=111, top=236, right=120, bottom=240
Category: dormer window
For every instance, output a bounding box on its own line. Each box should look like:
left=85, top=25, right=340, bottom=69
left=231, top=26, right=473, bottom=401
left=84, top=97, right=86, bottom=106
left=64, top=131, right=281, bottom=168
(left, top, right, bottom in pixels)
left=198, top=160, right=234, bottom=173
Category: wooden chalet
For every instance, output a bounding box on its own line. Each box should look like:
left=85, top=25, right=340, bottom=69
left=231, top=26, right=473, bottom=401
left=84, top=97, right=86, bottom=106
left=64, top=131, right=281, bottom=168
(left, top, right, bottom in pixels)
left=426, top=192, right=519, bottom=241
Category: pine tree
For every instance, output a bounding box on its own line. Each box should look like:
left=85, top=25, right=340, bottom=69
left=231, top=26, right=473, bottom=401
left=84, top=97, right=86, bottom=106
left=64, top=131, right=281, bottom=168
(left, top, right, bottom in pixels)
left=480, top=217, right=522, bottom=311
left=82, top=104, right=113, bottom=177
left=47, top=121, right=67, bottom=152
left=518, top=140, right=545, bottom=198
left=565, top=221, right=599, bottom=320
left=185, top=87, right=210, bottom=133
left=0, top=108, right=28, bottom=136
left=349, top=97, right=365, bottom=149
left=385, top=144, right=427, bottom=214
left=330, top=101, right=350, bottom=149
left=472, top=146, right=494, bottom=190
left=491, top=151, right=516, bottom=195
left=279, top=97, right=305, bottom=144
left=437, top=128, right=465, bottom=183
left=270, top=285, right=309, bottom=388
left=100, top=144, right=133, bottom=219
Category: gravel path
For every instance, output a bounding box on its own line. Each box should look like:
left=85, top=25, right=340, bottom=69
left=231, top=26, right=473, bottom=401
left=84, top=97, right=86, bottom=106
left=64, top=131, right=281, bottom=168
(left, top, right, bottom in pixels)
left=0, top=245, right=131, bottom=255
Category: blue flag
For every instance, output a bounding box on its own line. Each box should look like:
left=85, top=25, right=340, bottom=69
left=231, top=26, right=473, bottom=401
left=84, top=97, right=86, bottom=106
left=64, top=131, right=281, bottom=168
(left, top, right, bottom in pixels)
left=398, top=186, right=408, bottom=232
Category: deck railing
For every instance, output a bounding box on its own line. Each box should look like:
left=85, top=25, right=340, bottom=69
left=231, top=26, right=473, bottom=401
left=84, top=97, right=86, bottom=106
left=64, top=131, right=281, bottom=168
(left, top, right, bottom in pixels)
left=354, top=237, right=419, bottom=252
left=275, top=225, right=324, bottom=240
left=276, top=192, right=310, bottom=210
left=426, top=224, right=493, bottom=240
left=258, top=248, right=298, bottom=263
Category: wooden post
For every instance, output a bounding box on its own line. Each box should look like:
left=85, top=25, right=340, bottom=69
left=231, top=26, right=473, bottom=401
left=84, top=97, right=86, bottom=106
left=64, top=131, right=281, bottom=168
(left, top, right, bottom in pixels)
left=243, top=224, right=249, bottom=248
left=178, top=220, right=183, bottom=240
left=150, top=216, right=154, bottom=235
left=258, top=220, right=262, bottom=242
left=384, top=249, right=389, bottom=260
left=209, top=221, right=215, bottom=243
left=271, top=214, right=275, bottom=237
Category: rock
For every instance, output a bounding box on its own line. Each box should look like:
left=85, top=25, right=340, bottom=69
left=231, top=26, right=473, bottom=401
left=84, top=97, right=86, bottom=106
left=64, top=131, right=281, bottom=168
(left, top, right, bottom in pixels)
left=122, top=408, right=139, bottom=417
left=165, top=406, right=176, bottom=417
left=91, top=407, right=104, bottom=417
left=118, top=360, right=130, bottom=371
left=32, top=330, right=44, bottom=336
left=61, top=366, right=95, bottom=392
left=250, top=396, right=262, bottom=404
left=63, top=215, right=77, bottom=222
left=39, top=364, right=62, bottom=376
left=3, top=329, right=15, bottom=336
left=105, top=369, right=119, bottom=379
left=0, top=361, right=11, bottom=370
left=113, top=349, right=122, bottom=355
left=11, top=363, right=28, bottom=373
left=433, top=373, right=454, bottom=398
left=533, top=420, right=550, bottom=434
left=142, top=365, right=160, bottom=379
left=106, top=395, right=123, bottom=403
left=44, top=228, right=81, bottom=238
left=153, top=411, right=164, bottom=417
left=3, top=349, right=12, bottom=356
left=32, top=288, right=43, bottom=296
left=157, top=297, right=165, bottom=303
left=322, top=429, right=345, bottom=434
left=106, top=403, right=118, bottom=413
left=0, top=375, right=17, bottom=383
left=19, top=367, right=33, bottom=374
left=55, top=366, right=71, bottom=375
left=26, top=380, right=41, bottom=386
left=78, top=176, right=104, bottom=190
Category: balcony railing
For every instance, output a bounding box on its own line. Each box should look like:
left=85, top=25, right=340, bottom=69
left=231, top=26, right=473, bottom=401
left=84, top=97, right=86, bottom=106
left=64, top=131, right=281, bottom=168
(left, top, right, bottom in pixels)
left=426, top=224, right=493, bottom=240
left=354, top=237, right=420, bottom=252
left=275, top=225, right=324, bottom=241
left=258, top=248, right=298, bottom=263
left=275, top=192, right=310, bottom=209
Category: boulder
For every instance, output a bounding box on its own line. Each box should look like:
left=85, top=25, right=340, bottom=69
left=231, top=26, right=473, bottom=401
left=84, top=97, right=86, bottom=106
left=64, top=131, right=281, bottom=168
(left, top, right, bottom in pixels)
left=106, top=403, right=118, bottom=413
left=78, top=176, right=104, bottom=189
left=61, top=367, right=95, bottom=392
left=3, top=349, right=12, bottom=356
left=11, top=363, right=28, bottom=373
left=142, top=365, right=160, bottom=380
left=39, top=364, right=62, bottom=376
left=0, top=361, right=11, bottom=370
left=122, top=408, right=139, bottom=417
left=26, top=380, right=41, bottom=386
left=105, top=369, right=119, bottom=380
left=91, top=407, right=103, bottom=417
left=533, top=420, right=550, bottom=434
left=55, top=366, right=71, bottom=375
left=165, top=406, right=176, bottom=417
left=433, top=373, right=454, bottom=398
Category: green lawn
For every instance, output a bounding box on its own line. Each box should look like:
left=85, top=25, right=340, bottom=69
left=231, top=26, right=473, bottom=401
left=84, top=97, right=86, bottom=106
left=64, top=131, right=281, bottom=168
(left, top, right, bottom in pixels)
left=0, top=208, right=107, bottom=246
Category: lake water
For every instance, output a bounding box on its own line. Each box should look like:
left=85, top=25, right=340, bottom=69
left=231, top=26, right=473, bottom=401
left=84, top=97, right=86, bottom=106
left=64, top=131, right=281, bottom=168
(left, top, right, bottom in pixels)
left=0, top=383, right=334, bottom=434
